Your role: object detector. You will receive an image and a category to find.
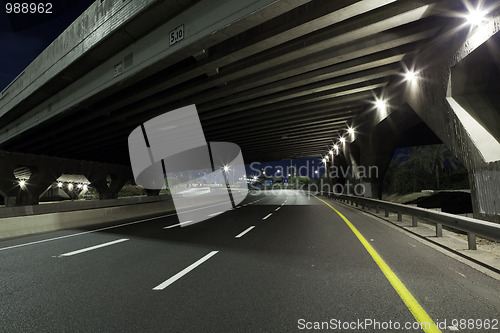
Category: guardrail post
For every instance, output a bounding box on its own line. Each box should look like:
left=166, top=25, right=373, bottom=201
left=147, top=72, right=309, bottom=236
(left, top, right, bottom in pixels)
left=397, top=212, right=402, bottom=221
left=436, top=223, right=442, bottom=237
left=376, top=206, right=379, bottom=213
left=467, top=233, right=477, bottom=250
left=384, top=209, right=389, bottom=217
left=355, top=199, right=359, bottom=207
left=411, top=216, right=417, bottom=227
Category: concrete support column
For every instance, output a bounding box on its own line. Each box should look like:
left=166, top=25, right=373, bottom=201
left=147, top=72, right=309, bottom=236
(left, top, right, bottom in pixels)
left=349, top=101, right=438, bottom=199
left=331, top=153, right=348, bottom=193
left=0, top=150, right=132, bottom=206
left=16, top=166, right=62, bottom=206
left=398, top=15, right=500, bottom=222
left=326, top=157, right=334, bottom=191
left=145, top=189, right=161, bottom=196
left=0, top=157, right=20, bottom=207
left=0, top=152, right=62, bottom=206
left=61, top=187, right=79, bottom=200
left=86, top=170, right=128, bottom=200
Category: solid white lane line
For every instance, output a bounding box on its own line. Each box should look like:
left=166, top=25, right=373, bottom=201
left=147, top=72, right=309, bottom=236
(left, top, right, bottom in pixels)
left=153, top=251, right=219, bottom=290
left=243, top=203, right=248, bottom=206
left=262, top=213, right=272, bottom=220
left=59, top=238, right=129, bottom=257
left=235, top=226, right=255, bottom=238
left=163, top=221, right=195, bottom=229
left=275, top=207, right=281, bottom=211
left=0, top=200, right=236, bottom=252
left=208, top=212, right=223, bottom=217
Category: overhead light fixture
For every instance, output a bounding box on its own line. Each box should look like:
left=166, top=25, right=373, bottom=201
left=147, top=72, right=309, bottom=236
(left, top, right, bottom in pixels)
left=404, top=71, right=418, bottom=82
left=322, top=158, right=326, bottom=163
left=333, top=144, right=339, bottom=150
left=467, top=9, right=487, bottom=26
left=19, top=180, right=26, bottom=188
left=340, top=137, right=346, bottom=144
left=57, top=182, right=63, bottom=188
left=375, top=99, right=387, bottom=111
left=223, top=165, right=229, bottom=172
left=329, top=150, right=334, bottom=155
left=347, top=127, right=355, bottom=135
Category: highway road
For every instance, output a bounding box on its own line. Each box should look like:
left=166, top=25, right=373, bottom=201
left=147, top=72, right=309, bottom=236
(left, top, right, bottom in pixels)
left=1, top=190, right=499, bottom=332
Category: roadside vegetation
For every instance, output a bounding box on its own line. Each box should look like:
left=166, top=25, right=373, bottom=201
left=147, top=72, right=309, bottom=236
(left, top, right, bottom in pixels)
left=383, top=144, right=469, bottom=195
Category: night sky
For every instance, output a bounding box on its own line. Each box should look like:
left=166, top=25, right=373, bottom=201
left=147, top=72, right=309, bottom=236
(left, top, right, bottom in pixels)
left=0, top=0, right=95, bottom=91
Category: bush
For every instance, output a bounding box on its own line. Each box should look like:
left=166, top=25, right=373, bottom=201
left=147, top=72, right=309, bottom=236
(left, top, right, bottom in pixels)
left=118, top=185, right=147, bottom=197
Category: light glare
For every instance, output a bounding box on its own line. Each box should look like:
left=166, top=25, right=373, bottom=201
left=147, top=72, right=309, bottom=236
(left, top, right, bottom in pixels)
left=467, top=9, right=487, bottom=26
left=404, top=71, right=418, bottom=82
left=375, top=99, right=387, bottom=110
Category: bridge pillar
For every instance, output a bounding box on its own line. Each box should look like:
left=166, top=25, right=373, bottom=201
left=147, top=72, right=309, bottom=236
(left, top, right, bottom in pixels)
left=0, top=157, right=20, bottom=206
left=0, top=152, right=63, bottom=206
left=349, top=104, right=435, bottom=199
left=330, top=152, right=348, bottom=193
left=86, top=169, right=128, bottom=200
left=145, top=189, right=161, bottom=196
left=0, top=150, right=132, bottom=206
left=16, top=166, right=62, bottom=206
left=374, top=16, right=500, bottom=222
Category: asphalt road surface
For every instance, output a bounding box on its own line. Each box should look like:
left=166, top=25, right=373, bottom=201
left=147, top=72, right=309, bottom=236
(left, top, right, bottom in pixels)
left=1, top=190, right=499, bottom=332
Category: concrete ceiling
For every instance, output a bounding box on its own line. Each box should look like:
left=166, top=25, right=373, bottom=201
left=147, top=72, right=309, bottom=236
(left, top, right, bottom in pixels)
left=1, top=0, right=468, bottom=165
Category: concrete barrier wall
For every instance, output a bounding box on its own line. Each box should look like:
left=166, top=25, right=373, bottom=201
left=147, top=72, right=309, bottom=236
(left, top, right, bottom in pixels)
left=0, top=199, right=175, bottom=240
left=0, top=195, right=171, bottom=219
left=0, top=189, right=250, bottom=240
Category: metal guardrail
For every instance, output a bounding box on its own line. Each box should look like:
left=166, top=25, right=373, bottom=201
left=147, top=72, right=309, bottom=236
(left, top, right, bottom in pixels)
left=321, top=192, right=500, bottom=250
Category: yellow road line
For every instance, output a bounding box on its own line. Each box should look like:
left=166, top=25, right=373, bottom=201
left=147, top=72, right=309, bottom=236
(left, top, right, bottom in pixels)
left=314, top=196, right=442, bottom=333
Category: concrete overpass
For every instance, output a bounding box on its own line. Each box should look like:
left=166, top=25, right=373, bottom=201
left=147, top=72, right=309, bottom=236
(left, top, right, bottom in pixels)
left=0, top=0, right=499, bottom=222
